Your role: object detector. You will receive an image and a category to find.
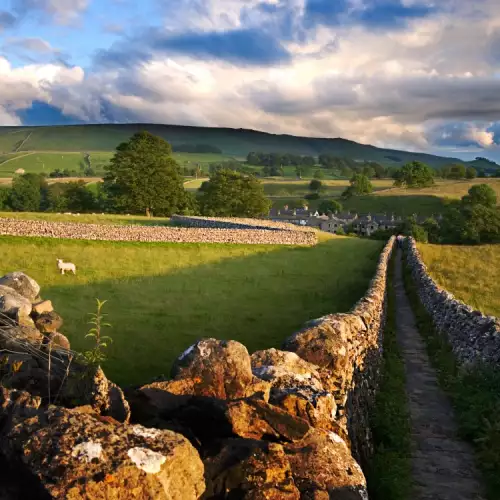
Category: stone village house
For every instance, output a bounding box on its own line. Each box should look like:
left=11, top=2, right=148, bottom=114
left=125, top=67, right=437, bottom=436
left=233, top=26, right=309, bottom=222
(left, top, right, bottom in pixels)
left=269, top=206, right=436, bottom=236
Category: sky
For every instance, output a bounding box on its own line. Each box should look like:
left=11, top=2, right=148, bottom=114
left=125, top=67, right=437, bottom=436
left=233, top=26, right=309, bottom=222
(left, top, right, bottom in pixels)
left=1, top=0, right=500, bottom=160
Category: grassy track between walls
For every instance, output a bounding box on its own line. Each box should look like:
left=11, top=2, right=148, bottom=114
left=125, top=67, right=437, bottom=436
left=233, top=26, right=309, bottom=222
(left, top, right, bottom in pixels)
left=367, top=252, right=413, bottom=500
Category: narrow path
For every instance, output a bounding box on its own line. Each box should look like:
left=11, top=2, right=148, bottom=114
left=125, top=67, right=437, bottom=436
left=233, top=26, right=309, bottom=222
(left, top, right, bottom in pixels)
left=0, top=152, right=35, bottom=166
left=393, top=249, right=485, bottom=500
left=14, top=132, right=32, bottom=152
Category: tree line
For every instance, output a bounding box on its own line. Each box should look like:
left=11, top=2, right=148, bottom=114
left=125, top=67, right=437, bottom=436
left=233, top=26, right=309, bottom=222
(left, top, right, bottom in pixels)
left=0, top=132, right=270, bottom=218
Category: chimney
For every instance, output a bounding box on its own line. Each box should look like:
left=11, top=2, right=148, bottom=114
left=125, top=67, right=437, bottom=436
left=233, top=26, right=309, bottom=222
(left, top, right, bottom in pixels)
left=284, top=205, right=289, bottom=211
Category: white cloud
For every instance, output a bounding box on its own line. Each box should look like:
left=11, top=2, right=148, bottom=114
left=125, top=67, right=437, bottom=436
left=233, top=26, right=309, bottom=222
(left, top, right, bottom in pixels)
left=12, top=0, right=89, bottom=24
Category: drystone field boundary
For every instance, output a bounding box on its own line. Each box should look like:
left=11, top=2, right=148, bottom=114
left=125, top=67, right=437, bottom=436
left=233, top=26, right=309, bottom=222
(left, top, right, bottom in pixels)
left=0, top=217, right=317, bottom=246
left=0, top=238, right=395, bottom=498
left=171, top=215, right=315, bottom=232
left=406, top=237, right=500, bottom=365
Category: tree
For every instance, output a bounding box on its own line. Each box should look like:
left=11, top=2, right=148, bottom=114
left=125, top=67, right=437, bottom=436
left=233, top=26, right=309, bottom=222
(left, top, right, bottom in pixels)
left=462, top=184, right=497, bottom=208
left=309, top=179, right=322, bottom=192
left=103, top=131, right=191, bottom=217
left=9, top=173, right=47, bottom=212
left=393, top=161, right=434, bottom=188
left=448, top=164, right=467, bottom=180
left=0, top=187, right=10, bottom=210
left=342, top=174, right=373, bottom=198
left=362, top=166, right=375, bottom=178
left=313, top=169, right=324, bottom=179
left=64, top=182, right=97, bottom=212
left=199, top=169, right=271, bottom=217
left=465, top=167, right=477, bottom=179
left=318, top=199, right=342, bottom=215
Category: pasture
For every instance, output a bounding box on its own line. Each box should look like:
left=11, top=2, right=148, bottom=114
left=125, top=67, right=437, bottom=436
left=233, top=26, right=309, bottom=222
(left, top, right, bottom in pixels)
left=0, top=234, right=383, bottom=386
left=0, top=152, right=113, bottom=177
left=417, top=243, right=500, bottom=317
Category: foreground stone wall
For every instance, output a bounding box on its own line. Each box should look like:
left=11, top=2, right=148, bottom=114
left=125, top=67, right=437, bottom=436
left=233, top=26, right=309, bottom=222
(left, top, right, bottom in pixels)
left=405, top=237, right=500, bottom=365
left=0, top=217, right=317, bottom=246
left=0, top=237, right=395, bottom=498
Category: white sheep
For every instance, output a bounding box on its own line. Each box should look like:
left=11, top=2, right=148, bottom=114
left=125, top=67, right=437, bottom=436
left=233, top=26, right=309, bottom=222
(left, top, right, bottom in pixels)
left=56, top=259, right=76, bottom=275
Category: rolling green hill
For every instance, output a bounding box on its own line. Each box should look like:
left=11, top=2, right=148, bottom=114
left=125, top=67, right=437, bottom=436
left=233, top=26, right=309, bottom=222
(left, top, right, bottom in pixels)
left=0, top=124, right=496, bottom=170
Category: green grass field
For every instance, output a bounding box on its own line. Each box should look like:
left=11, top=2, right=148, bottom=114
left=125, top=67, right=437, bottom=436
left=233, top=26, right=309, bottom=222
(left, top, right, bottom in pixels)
left=0, top=152, right=113, bottom=177
left=0, top=235, right=383, bottom=386
left=417, top=243, right=500, bottom=317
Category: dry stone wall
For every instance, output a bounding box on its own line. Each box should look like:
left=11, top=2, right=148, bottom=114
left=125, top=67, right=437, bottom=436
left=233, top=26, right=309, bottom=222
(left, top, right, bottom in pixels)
left=405, top=237, right=500, bottom=365
left=171, top=215, right=314, bottom=232
left=0, top=217, right=317, bottom=246
left=0, top=237, right=395, bottom=498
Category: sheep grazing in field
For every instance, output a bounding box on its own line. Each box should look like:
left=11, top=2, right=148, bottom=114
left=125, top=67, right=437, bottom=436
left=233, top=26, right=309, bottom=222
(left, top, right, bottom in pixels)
left=56, top=259, right=76, bottom=275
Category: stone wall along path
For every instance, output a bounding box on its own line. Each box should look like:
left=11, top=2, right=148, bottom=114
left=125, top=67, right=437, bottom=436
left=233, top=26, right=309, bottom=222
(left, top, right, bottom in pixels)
left=394, top=249, right=485, bottom=500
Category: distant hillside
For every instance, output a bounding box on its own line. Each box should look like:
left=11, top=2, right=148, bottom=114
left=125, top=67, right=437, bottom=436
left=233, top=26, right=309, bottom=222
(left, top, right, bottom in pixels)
left=0, top=123, right=497, bottom=170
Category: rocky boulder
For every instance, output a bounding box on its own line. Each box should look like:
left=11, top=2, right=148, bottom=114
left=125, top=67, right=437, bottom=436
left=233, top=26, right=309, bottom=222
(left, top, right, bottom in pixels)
left=0, top=285, right=32, bottom=322
left=32, top=300, right=54, bottom=316
left=204, top=439, right=300, bottom=499
left=0, top=272, right=40, bottom=302
left=169, top=339, right=269, bottom=400
left=284, top=429, right=367, bottom=499
left=34, top=311, right=63, bottom=334
left=2, top=405, right=206, bottom=499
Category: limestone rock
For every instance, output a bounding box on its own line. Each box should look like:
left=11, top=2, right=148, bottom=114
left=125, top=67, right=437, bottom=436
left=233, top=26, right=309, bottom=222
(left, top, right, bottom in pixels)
left=204, top=439, right=300, bottom=499
left=0, top=285, right=32, bottom=321
left=3, top=405, right=206, bottom=499
left=284, top=429, right=367, bottom=499
left=34, top=311, right=63, bottom=333
left=225, top=399, right=311, bottom=442
left=47, top=332, right=71, bottom=351
left=171, top=339, right=254, bottom=399
left=32, top=300, right=53, bottom=316
left=0, top=272, right=40, bottom=302
left=272, top=392, right=344, bottom=438
left=1, top=325, right=44, bottom=352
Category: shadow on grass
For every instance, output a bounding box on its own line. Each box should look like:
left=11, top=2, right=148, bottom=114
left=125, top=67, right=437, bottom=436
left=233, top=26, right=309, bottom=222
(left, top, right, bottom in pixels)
left=41, top=238, right=383, bottom=387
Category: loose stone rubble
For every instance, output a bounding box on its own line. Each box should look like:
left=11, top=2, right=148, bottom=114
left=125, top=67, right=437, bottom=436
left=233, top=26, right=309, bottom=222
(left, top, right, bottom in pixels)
left=0, top=216, right=317, bottom=246
left=406, top=237, right=500, bottom=365
left=0, top=236, right=395, bottom=498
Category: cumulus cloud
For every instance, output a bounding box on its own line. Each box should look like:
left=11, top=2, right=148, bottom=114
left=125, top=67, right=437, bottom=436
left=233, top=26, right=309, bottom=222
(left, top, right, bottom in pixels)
left=11, top=0, right=89, bottom=24
left=2, top=0, right=500, bottom=159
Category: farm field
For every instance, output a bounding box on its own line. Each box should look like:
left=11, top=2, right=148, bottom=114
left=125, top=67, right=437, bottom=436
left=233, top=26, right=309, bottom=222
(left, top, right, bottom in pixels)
left=0, top=211, right=170, bottom=226
left=0, top=152, right=113, bottom=177
left=417, top=243, right=500, bottom=317
left=0, top=234, right=384, bottom=386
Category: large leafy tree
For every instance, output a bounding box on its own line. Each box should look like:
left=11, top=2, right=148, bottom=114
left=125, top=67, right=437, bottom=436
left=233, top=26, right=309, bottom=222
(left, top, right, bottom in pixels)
left=318, top=199, right=342, bottom=215
left=104, top=131, right=191, bottom=216
left=394, top=161, right=435, bottom=188
left=342, top=173, right=373, bottom=198
left=199, top=169, right=271, bottom=217
left=9, top=173, right=47, bottom=212
left=462, top=184, right=497, bottom=208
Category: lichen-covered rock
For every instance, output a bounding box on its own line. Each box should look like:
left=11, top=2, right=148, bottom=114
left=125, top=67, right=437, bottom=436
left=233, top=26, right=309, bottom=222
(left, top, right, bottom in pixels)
left=251, top=348, right=324, bottom=395
left=0, top=387, right=41, bottom=436
left=0, top=285, right=32, bottom=321
left=3, top=405, right=206, bottom=499
left=34, top=311, right=63, bottom=333
left=284, top=429, right=367, bottom=499
left=171, top=339, right=254, bottom=400
left=225, top=399, right=311, bottom=442
left=1, top=324, right=44, bottom=352
left=0, top=272, right=40, bottom=302
left=46, top=332, right=71, bottom=351
left=204, top=439, right=300, bottom=499
left=32, top=300, right=54, bottom=316
left=271, top=392, right=344, bottom=439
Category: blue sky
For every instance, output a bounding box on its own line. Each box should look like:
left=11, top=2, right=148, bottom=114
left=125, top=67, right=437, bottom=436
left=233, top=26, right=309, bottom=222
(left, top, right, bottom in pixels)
left=1, top=0, right=500, bottom=160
